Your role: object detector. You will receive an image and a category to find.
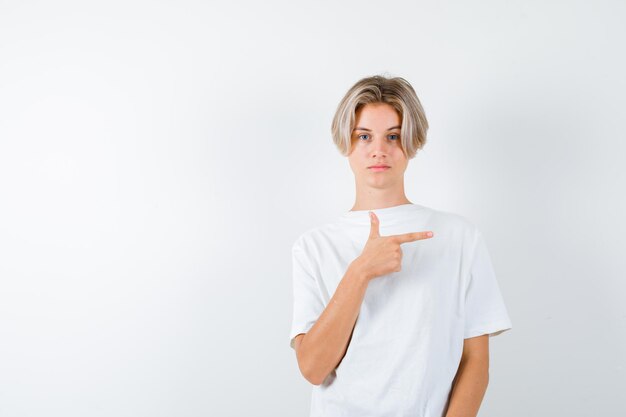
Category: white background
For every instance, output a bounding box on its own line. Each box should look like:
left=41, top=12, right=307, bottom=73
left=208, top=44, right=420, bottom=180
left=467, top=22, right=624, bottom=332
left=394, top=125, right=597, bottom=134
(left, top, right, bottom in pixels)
left=1, top=1, right=625, bottom=416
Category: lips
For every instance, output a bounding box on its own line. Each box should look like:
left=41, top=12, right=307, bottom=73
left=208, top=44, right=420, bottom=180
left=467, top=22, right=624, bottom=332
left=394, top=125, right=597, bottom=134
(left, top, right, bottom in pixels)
left=369, top=165, right=390, bottom=169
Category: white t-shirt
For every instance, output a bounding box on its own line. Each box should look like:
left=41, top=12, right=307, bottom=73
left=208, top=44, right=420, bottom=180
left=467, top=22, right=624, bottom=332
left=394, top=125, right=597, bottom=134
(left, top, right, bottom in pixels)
left=289, top=203, right=512, bottom=417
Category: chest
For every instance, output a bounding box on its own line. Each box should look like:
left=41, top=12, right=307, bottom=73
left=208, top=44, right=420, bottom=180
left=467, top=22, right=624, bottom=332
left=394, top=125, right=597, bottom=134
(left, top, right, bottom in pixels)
left=311, top=228, right=464, bottom=313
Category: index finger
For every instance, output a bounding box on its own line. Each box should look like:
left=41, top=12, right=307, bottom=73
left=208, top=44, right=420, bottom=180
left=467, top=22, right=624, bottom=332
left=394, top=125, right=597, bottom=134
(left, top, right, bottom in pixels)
left=392, top=231, right=434, bottom=244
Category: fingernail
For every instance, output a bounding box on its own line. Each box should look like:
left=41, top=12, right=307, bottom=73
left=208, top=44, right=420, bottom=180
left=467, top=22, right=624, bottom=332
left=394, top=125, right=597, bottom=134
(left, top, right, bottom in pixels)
left=427, top=232, right=433, bottom=237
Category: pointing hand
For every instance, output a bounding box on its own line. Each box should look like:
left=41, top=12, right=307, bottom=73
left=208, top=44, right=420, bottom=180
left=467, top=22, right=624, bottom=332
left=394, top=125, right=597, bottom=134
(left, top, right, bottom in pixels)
left=356, top=211, right=434, bottom=281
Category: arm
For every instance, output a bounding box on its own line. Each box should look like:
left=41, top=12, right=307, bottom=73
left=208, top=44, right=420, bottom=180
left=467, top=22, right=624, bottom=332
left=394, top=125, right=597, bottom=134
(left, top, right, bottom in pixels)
left=292, top=211, right=433, bottom=386
left=445, top=334, right=490, bottom=417
left=293, top=259, right=370, bottom=386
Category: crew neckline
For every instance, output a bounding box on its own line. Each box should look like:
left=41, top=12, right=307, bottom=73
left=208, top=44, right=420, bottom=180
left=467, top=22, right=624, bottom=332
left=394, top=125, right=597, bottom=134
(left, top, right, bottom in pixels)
left=339, top=203, right=425, bottom=225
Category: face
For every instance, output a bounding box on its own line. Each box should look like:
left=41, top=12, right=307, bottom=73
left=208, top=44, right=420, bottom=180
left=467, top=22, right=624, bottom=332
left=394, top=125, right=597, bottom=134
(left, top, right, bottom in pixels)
left=348, top=102, right=408, bottom=189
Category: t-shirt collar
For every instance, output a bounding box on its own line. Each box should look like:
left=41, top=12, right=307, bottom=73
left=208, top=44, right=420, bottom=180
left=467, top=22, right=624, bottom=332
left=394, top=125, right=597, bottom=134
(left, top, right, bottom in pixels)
left=339, top=203, right=424, bottom=225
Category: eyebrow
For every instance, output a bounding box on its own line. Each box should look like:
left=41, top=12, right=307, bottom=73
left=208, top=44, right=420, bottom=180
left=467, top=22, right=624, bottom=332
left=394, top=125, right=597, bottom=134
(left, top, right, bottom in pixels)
left=353, top=125, right=401, bottom=132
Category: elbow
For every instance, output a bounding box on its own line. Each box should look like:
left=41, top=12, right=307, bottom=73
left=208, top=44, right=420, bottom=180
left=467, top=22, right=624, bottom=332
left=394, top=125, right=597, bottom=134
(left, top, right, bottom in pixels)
left=306, top=370, right=330, bottom=386
left=304, top=372, right=324, bottom=386
left=294, top=335, right=333, bottom=386
left=299, top=361, right=327, bottom=386
left=297, top=354, right=329, bottom=386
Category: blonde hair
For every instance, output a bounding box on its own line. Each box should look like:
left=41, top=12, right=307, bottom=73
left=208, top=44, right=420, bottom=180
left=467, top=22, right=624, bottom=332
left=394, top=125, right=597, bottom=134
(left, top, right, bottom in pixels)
left=331, top=75, right=428, bottom=159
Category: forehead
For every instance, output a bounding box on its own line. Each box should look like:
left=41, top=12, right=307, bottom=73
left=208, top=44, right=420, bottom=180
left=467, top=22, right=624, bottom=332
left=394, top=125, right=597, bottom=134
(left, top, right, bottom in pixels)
left=354, top=103, right=400, bottom=127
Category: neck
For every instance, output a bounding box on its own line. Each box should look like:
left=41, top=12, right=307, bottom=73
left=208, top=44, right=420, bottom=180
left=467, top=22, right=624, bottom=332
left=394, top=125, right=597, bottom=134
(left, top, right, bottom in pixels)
left=350, top=181, right=412, bottom=211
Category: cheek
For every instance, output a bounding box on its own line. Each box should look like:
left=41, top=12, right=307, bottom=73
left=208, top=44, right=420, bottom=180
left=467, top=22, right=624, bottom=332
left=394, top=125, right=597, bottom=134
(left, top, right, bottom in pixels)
left=347, top=154, right=361, bottom=170
left=391, top=148, right=407, bottom=162
left=351, top=146, right=370, bottom=159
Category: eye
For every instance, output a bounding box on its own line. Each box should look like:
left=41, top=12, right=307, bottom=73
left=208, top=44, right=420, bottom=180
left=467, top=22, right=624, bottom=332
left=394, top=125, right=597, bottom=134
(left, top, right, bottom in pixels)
left=388, top=134, right=399, bottom=140
left=357, top=134, right=370, bottom=141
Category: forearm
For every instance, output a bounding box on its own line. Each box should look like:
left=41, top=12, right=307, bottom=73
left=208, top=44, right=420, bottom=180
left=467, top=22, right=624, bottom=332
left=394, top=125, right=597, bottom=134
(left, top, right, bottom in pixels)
left=297, top=260, right=370, bottom=385
left=445, top=357, right=489, bottom=417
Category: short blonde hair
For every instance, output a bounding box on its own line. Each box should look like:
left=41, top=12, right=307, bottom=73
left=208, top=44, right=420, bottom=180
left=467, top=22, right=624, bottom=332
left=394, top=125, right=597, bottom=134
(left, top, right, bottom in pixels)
left=331, top=75, right=429, bottom=159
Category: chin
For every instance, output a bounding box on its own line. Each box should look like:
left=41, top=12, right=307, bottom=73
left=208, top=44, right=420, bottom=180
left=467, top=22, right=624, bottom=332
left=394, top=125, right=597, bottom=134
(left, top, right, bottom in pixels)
left=366, top=178, right=392, bottom=187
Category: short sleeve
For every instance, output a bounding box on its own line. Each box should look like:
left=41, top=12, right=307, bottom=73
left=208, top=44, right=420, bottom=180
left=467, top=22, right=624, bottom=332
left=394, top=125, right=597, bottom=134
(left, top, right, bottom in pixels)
left=289, top=239, right=325, bottom=350
left=464, top=230, right=513, bottom=339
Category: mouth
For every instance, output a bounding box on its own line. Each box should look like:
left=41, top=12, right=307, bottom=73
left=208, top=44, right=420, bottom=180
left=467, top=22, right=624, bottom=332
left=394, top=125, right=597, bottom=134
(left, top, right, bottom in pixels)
left=368, top=165, right=390, bottom=172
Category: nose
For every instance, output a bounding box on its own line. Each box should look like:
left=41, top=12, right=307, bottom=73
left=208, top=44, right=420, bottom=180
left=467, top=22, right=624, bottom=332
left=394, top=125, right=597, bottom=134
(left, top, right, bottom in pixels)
left=370, top=136, right=390, bottom=158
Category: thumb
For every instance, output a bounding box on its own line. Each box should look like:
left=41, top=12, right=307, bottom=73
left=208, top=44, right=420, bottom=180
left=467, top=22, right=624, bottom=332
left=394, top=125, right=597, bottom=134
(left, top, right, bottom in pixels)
left=368, top=211, right=380, bottom=239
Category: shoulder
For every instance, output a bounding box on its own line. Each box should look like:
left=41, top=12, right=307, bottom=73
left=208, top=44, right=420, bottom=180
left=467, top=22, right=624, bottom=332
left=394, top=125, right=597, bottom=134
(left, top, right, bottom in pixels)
left=291, top=221, right=338, bottom=252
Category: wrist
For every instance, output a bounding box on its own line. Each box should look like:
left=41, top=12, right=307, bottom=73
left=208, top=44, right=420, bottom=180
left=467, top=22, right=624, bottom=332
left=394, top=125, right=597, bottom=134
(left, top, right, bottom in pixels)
left=349, top=258, right=371, bottom=284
